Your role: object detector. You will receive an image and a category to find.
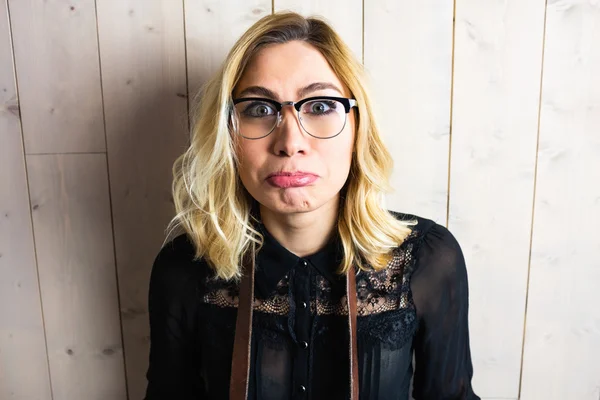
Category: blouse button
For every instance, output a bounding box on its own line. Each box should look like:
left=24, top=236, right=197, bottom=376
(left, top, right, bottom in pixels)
left=301, top=301, right=307, bottom=309
left=301, top=260, right=308, bottom=267
left=299, top=385, right=306, bottom=393
left=300, top=341, right=308, bottom=349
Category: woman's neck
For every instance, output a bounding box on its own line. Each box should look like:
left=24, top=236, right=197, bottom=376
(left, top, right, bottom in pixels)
left=259, top=197, right=339, bottom=258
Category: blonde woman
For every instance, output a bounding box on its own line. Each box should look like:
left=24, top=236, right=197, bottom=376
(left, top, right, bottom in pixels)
left=144, top=11, right=480, bottom=400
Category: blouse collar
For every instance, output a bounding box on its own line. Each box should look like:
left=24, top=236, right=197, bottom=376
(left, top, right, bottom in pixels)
left=252, top=215, right=346, bottom=299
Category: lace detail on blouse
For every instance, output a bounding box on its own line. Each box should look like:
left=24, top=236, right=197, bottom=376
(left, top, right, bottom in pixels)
left=317, top=241, right=416, bottom=317
left=202, top=272, right=296, bottom=314
left=201, top=229, right=422, bottom=317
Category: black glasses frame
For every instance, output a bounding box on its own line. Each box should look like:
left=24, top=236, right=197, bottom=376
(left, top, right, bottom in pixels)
left=231, top=96, right=357, bottom=140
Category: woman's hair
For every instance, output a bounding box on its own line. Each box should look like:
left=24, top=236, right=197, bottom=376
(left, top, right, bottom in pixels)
left=165, top=11, right=417, bottom=281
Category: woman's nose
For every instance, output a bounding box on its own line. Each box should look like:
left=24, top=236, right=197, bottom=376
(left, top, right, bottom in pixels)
left=275, top=104, right=300, bottom=129
left=272, top=106, right=308, bottom=156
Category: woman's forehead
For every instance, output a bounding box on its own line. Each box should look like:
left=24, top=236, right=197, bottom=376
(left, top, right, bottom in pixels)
left=234, top=41, right=349, bottom=98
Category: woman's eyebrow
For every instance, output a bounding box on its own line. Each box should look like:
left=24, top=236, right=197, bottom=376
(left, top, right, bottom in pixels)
left=237, top=86, right=278, bottom=99
left=236, top=82, right=343, bottom=100
left=297, top=82, right=343, bottom=97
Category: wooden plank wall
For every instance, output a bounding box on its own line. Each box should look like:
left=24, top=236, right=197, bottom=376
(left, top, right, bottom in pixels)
left=0, top=0, right=52, bottom=398
left=94, top=2, right=188, bottom=398
left=450, top=0, right=545, bottom=397
left=365, top=0, right=454, bottom=224
left=520, top=2, right=600, bottom=399
left=1, top=1, right=598, bottom=399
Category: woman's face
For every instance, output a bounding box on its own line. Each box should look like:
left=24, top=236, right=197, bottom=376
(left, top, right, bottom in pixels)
left=232, top=41, right=356, bottom=217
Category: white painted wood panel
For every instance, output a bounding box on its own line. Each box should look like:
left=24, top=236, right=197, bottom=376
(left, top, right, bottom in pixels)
left=0, top=0, right=52, bottom=398
left=449, top=0, right=546, bottom=396
left=520, top=1, right=600, bottom=399
left=27, top=154, right=126, bottom=400
left=2, top=0, right=599, bottom=397
left=95, top=1, right=189, bottom=398
left=8, top=0, right=105, bottom=154
left=274, top=0, right=362, bottom=60
left=364, top=0, right=454, bottom=223
left=185, top=0, right=271, bottom=100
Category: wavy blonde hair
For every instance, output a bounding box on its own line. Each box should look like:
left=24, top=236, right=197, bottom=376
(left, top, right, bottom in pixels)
left=165, top=11, right=417, bottom=281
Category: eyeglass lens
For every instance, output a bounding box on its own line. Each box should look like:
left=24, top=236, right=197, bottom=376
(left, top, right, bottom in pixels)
left=233, top=98, right=347, bottom=139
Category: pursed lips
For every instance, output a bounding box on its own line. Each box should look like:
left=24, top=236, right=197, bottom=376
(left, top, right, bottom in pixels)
left=265, top=171, right=319, bottom=188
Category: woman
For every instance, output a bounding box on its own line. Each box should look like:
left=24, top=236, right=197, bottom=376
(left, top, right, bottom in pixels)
left=144, top=11, right=480, bottom=400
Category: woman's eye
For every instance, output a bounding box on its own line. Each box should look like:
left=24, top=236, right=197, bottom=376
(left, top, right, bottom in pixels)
left=306, top=100, right=335, bottom=115
left=244, top=103, right=275, bottom=117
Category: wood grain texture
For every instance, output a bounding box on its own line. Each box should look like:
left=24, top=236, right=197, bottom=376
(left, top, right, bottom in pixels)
left=8, top=0, right=105, bottom=154
left=364, top=0, right=454, bottom=223
left=27, top=154, right=126, bottom=400
left=449, top=0, right=546, bottom=396
left=520, top=1, right=600, bottom=399
left=95, top=1, right=189, bottom=398
left=2, top=0, right=599, bottom=397
left=185, top=0, right=271, bottom=101
left=0, top=0, right=52, bottom=398
left=274, top=0, right=362, bottom=60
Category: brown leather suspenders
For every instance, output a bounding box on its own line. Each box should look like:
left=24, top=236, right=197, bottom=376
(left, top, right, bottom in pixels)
left=229, top=242, right=256, bottom=399
left=229, top=242, right=359, bottom=399
left=346, top=263, right=360, bottom=400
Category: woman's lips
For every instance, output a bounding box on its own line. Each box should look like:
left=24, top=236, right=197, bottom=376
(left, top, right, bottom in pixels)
left=266, top=174, right=318, bottom=188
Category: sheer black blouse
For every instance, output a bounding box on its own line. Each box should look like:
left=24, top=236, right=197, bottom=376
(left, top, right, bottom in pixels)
left=143, top=211, right=480, bottom=399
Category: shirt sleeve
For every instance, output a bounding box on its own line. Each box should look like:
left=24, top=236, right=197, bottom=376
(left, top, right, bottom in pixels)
left=144, top=238, right=205, bottom=399
left=410, top=222, right=480, bottom=400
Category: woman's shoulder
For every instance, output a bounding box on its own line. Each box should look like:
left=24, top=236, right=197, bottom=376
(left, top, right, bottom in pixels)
left=149, top=232, right=215, bottom=297
left=388, top=210, right=467, bottom=281
left=388, top=210, right=442, bottom=242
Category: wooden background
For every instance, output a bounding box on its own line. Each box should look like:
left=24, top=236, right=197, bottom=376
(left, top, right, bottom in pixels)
left=1, top=0, right=598, bottom=399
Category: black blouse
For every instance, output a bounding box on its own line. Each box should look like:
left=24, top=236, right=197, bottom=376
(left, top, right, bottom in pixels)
left=143, top=211, right=480, bottom=399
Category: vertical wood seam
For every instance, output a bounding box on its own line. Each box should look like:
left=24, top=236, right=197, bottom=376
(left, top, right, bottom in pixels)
left=92, top=0, right=130, bottom=398
left=446, top=0, right=457, bottom=229
left=4, top=0, right=55, bottom=398
left=361, top=0, right=364, bottom=64
left=517, top=0, right=549, bottom=397
left=182, top=0, right=191, bottom=144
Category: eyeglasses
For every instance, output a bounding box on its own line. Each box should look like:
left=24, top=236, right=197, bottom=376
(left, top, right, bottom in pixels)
left=231, top=96, right=357, bottom=140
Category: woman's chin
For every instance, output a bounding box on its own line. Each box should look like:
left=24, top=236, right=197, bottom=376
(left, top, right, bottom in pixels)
left=258, top=196, right=316, bottom=215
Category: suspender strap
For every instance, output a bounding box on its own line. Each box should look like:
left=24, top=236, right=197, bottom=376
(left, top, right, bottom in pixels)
left=347, top=265, right=359, bottom=400
left=229, top=242, right=255, bottom=400
left=229, top=242, right=359, bottom=399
